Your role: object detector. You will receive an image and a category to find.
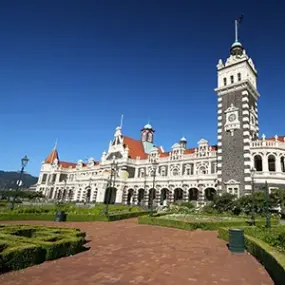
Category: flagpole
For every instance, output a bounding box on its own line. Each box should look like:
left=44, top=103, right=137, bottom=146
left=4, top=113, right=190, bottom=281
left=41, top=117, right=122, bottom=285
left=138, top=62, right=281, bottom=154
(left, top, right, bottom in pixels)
left=235, top=19, right=238, bottom=42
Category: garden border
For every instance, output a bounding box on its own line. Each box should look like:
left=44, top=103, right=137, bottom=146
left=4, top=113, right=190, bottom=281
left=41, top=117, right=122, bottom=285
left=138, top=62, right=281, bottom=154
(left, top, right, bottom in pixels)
left=0, top=211, right=149, bottom=222
left=138, top=215, right=279, bottom=230
left=218, top=227, right=285, bottom=285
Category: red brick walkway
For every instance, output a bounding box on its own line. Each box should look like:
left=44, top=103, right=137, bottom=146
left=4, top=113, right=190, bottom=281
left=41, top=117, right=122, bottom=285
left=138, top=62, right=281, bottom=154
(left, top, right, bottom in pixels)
left=0, top=219, right=273, bottom=285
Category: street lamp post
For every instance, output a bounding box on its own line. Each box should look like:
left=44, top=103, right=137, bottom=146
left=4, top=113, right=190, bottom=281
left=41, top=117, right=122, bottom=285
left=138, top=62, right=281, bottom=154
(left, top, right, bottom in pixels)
left=250, top=167, right=256, bottom=226
left=265, top=180, right=271, bottom=228
left=104, top=157, right=118, bottom=216
left=10, top=155, right=29, bottom=211
left=149, top=161, right=158, bottom=217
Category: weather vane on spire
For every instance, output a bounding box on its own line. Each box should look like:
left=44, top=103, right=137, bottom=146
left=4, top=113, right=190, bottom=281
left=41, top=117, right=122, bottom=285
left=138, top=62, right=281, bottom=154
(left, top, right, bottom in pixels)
left=235, top=14, right=244, bottom=42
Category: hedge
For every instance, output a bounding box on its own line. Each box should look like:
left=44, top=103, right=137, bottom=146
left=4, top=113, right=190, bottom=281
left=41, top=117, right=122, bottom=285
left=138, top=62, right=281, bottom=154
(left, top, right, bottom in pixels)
left=138, top=215, right=279, bottom=231
left=218, top=227, right=285, bottom=285
left=0, top=211, right=149, bottom=222
left=0, top=224, right=87, bottom=273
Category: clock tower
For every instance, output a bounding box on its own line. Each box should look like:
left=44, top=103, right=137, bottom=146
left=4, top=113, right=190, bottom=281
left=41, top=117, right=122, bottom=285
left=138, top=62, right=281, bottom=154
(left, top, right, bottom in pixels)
left=214, top=17, right=260, bottom=196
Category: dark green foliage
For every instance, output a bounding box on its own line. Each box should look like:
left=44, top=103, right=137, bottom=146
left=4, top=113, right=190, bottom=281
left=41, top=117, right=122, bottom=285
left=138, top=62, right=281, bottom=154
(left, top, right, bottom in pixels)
left=211, top=193, right=237, bottom=213
left=218, top=226, right=285, bottom=285
left=1, top=244, right=46, bottom=272
left=202, top=190, right=285, bottom=216
left=0, top=225, right=87, bottom=273
left=0, top=170, right=38, bottom=190
left=179, top=202, right=195, bottom=209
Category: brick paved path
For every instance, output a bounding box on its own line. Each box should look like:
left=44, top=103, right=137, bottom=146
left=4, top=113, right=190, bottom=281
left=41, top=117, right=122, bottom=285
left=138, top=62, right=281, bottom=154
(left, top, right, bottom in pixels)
left=0, top=219, right=273, bottom=285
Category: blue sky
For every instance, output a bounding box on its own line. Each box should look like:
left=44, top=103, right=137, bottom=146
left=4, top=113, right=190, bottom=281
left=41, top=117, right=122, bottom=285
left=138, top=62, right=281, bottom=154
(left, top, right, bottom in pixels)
left=1, top=0, right=285, bottom=176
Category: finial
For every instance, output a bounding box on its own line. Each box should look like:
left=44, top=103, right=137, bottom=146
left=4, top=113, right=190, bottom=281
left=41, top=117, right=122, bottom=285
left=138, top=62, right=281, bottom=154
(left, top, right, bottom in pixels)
left=148, top=117, right=150, bottom=124
left=235, top=15, right=243, bottom=42
left=120, top=114, right=124, bottom=129
left=53, top=138, right=58, bottom=150
left=262, top=134, right=266, bottom=140
left=275, top=135, right=278, bottom=141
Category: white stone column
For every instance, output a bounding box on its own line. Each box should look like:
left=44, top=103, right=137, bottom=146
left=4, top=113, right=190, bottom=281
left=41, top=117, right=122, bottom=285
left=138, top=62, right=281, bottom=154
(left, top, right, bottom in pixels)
left=134, top=167, right=139, bottom=178
left=262, top=153, right=268, bottom=172
left=96, top=183, right=106, bottom=203
left=115, top=187, right=124, bottom=204
left=276, top=155, right=282, bottom=173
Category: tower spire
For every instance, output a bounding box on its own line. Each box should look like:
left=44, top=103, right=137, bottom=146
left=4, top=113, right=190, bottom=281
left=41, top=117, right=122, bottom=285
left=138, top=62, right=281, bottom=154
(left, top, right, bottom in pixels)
left=54, top=138, right=58, bottom=150
left=120, top=114, right=124, bottom=129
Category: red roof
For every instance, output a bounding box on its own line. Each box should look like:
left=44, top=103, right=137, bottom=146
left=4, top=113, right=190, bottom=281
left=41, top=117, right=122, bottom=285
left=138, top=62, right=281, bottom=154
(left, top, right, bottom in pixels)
left=184, top=148, right=196, bottom=155
left=123, top=136, right=148, bottom=159
left=45, top=148, right=99, bottom=169
left=45, top=149, right=59, bottom=163
left=59, top=161, right=77, bottom=168
left=160, top=152, right=169, bottom=158
left=265, top=136, right=285, bottom=142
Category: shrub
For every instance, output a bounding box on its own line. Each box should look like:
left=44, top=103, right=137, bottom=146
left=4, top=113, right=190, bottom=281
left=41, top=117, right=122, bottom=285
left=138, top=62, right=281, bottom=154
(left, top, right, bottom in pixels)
left=218, top=227, right=285, bottom=285
left=0, top=225, right=87, bottom=273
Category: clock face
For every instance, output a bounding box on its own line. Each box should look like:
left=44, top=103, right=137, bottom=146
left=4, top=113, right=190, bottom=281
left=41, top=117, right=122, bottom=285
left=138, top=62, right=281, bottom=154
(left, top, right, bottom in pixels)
left=228, top=113, right=236, bottom=122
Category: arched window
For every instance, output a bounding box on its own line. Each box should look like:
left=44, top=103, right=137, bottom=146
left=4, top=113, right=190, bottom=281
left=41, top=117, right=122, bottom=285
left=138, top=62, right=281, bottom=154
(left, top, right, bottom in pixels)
left=254, top=155, right=263, bottom=171
left=199, top=166, right=207, bottom=175
left=268, top=155, right=276, bottom=172
left=230, top=75, right=234, bottom=84
left=172, top=168, right=179, bottom=176
left=142, top=132, right=147, bottom=141
left=237, top=73, right=241, bottom=81
left=281, top=157, right=285, bottom=172
left=223, top=78, right=227, bottom=86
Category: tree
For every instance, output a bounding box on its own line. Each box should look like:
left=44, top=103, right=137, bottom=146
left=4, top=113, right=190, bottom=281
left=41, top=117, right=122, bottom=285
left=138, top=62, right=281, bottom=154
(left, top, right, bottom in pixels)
left=211, top=193, right=236, bottom=213
left=270, top=189, right=285, bottom=216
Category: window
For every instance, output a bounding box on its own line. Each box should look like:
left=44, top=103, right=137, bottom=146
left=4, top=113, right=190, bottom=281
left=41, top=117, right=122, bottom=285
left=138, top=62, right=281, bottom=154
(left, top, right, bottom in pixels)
left=281, top=157, right=285, bottom=172
left=199, top=166, right=207, bottom=175
left=254, top=155, right=263, bottom=171
left=230, top=75, right=234, bottom=84
left=268, top=155, right=276, bottom=172
left=172, top=168, right=179, bottom=176
left=223, top=77, right=227, bottom=86
left=59, top=173, right=68, bottom=182
left=41, top=174, right=47, bottom=184
left=161, top=167, right=166, bottom=176
left=237, top=73, right=241, bottom=81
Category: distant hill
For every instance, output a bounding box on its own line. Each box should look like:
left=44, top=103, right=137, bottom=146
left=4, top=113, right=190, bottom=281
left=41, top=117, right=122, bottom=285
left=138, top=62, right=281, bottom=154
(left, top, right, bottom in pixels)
left=0, top=171, right=38, bottom=190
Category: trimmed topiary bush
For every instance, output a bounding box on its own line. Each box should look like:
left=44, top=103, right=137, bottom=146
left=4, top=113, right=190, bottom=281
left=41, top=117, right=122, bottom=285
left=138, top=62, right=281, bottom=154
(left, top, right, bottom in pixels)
left=0, top=224, right=87, bottom=273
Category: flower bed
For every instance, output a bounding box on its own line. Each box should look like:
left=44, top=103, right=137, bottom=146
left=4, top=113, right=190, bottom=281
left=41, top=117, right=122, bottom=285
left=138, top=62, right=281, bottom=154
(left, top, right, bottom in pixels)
left=159, top=214, right=244, bottom=222
left=138, top=214, right=279, bottom=231
left=0, top=224, right=87, bottom=273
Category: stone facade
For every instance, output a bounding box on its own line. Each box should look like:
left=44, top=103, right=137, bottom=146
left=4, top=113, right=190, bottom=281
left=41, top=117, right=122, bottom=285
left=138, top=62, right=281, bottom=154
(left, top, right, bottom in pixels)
left=35, top=28, right=285, bottom=206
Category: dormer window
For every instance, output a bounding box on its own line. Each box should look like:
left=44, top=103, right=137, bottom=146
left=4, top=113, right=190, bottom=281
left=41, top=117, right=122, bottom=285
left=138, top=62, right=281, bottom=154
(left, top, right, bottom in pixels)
left=223, top=78, right=227, bottom=86
left=230, top=75, right=234, bottom=84
left=237, top=73, right=241, bottom=81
